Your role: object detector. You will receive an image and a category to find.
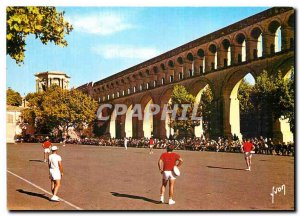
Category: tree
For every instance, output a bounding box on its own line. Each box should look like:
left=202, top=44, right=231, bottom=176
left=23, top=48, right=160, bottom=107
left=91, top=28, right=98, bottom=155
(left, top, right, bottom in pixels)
left=237, top=79, right=254, bottom=113
left=200, top=86, right=214, bottom=137
left=7, top=88, right=22, bottom=106
left=169, top=85, right=201, bottom=138
left=252, top=70, right=295, bottom=136
left=7, top=6, right=73, bottom=64
left=22, top=86, right=98, bottom=136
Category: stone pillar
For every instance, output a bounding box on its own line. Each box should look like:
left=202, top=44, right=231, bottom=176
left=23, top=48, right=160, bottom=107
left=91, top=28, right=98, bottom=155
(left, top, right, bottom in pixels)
left=209, top=98, right=224, bottom=139
left=262, top=33, right=275, bottom=56
left=205, top=54, right=215, bottom=72
left=217, top=49, right=227, bottom=68
left=120, top=115, right=126, bottom=138
left=223, top=87, right=243, bottom=140
left=281, top=25, right=294, bottom=50
left=137, top=119, right=144, bottom=138
left=230, top=44, right=242, bottom=65
left=273, top=118, right=294, bottom=143
left=36, top=80, right=39, bottom=92
left=173, top=67, right=181, bottom=82
left=246, top=39, right=258, bottom=61
left=193, top=57, right=203, bottom=76
left=183, top=61, right=193, bottom=77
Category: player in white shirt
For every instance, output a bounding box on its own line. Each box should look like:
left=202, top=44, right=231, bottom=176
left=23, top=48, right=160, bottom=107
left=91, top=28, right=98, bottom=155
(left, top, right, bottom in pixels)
left=48, top=146, right=63, bottom=201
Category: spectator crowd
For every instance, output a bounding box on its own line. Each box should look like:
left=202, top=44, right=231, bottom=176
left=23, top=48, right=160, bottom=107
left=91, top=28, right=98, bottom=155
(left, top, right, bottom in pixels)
left=62, top=136, right=294, bottom=156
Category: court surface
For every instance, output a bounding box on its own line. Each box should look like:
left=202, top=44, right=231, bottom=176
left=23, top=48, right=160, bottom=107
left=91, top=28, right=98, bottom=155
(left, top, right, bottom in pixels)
left=7, top=143, right=294, bottom=210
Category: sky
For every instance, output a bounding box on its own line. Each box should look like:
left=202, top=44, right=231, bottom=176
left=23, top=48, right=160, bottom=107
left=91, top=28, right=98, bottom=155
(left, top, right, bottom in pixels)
left=6, top=7, right=269, bottom=96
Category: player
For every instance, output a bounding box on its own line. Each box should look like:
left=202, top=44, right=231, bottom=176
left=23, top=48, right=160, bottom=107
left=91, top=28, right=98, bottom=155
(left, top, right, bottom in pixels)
left=42, top=137, right=52, bottom=163
left=158, top=144, right=183, bottom=205
left=124, top=137, right=128, bottom=150
left=241, top=138, right=255, bottom=171
left=48, top=146, right=63, bottom=201
left=149, top=137, right=154, bottom=154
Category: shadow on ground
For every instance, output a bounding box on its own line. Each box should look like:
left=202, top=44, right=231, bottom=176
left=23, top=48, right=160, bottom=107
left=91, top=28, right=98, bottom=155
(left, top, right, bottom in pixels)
left=111, top=192, right=161, bottom=204
left=207, top=166, right=245, bottom=171
left=16, top=189, right=49, bottom=201
left=29, top=159, right=45, bottom=163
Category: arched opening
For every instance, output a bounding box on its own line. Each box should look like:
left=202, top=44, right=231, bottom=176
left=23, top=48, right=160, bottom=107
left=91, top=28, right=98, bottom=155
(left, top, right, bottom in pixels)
left=236, top=73, right=257, bottom=138
left=251, top=27, right=263, bottom=59
left=222, top=39, right=231, bottom=66
left=268, top=20, right=282, bottom=53
left=235, top=33, right=246, bottom=63
left=179, top=72, right=183, bottom=80
left=143, top=99, right=153, bottom=138
left=197, top=49, right=205, bottom=73
left=125, top=105, right=133, bottom=138
left=208, top=44, right=217, bottom=70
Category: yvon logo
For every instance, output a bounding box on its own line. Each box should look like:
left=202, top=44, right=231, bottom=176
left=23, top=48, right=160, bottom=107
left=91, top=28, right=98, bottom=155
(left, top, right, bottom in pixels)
left=270, top=184, right=286, bottom=204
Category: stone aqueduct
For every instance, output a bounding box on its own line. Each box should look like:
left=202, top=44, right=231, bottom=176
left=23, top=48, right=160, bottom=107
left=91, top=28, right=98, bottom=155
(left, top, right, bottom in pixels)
left=78, top=7, right=295, bottom=142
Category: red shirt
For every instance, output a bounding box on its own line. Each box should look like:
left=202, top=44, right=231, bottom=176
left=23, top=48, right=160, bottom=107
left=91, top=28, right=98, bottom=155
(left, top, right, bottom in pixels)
left=43, top=141, right=52, bottom=149
left=160, top=152, right=180, bottom=171
left=149, top=138, right=154, bottom=145
left=243, top=141, right=253, bottom=152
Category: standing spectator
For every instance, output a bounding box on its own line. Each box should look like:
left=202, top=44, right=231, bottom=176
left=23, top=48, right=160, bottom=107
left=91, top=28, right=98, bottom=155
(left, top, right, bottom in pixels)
left=241, top=138, right=255, bottom=171
left=48, top=146, right=63, bottom=201
left=158, top=145, right=183, bottom=205
left=124, top=137, right=128, bottom=150
left=42, top=137, right=52, bottom=163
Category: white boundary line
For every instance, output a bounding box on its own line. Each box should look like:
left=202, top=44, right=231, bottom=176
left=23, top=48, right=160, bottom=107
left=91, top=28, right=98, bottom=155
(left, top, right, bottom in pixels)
left=7, top=170, right=83, bottom=210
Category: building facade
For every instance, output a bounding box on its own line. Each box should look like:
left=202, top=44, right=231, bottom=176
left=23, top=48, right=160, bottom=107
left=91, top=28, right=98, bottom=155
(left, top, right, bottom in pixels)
left=35, top=71, right=70, bottom=93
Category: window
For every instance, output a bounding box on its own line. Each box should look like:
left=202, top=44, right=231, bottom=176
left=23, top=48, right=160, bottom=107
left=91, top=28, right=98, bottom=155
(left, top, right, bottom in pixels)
left=140, top=84, right=143, bottom=91
left=153, top=80, right=157, bottom=88
left=146, top=83, right=149, bottom=89
left=133, top=86, right=136, bottom=93
left=107, top=95, right=110, bottom=100
left=179, top=72, right=183, bottom=80
left=128, top=88, right=131, bottom=94
left=112, top=93, right=115, bottom=99
left=117, top=92, right=120, bottom=98
left=161, top=78, right=165, bottom=85
left=122, top=90, right=125, bottom=96
left=170, top=75, right=174, bottom=83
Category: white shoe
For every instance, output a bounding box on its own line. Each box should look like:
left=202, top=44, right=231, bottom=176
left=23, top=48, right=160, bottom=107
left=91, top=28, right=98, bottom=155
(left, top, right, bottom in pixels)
left=168, top=199, right=175, bottom=205
left=160, top=195, right=164, bottom=203
left=50, top=195, right=60, bottom=201
left=245, top=168, right=251, bottom=171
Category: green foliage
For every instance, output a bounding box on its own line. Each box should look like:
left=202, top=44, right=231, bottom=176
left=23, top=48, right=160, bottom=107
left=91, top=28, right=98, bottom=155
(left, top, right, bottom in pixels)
left=7, top=88, right=22, bottom=106
left=21, top=86, right=98, bottom=135
left=7, top=6, right=73, bottom=64
left=251, top=70, right=295, bottom=134
left=200, top=86, right=214, bottom=136
left=169, top=85, right=201, bottom=137
left=237, top=79, right=254, bottom=113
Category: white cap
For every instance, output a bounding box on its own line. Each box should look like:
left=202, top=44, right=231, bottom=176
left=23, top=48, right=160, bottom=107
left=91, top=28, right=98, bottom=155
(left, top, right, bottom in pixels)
left=51, top=146, right=58, bottom=151
left=46, top=136, right=49, bottom=139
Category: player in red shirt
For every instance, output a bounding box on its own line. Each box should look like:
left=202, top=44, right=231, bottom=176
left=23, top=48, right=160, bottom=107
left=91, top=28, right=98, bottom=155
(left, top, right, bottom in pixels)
left=149, top=137, right=154, bottom=154
left=42, top=136, right=52, bottom=163
left=158, top=144, right=183, bottom=205
left=241, top=138, right=255, bottom=171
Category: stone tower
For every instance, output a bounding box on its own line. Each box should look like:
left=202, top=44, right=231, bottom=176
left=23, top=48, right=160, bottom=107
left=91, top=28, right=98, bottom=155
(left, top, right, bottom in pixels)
left=35, top=71, right=70, bottom=93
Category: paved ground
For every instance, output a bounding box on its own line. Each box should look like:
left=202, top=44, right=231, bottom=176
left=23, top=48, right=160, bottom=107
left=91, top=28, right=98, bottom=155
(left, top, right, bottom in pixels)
left=7, top=143, right=294, bottom=210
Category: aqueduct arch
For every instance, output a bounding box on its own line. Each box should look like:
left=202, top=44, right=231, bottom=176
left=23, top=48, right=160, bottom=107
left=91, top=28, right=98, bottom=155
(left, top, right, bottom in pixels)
left=79, top=7, right=294, bottom=142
